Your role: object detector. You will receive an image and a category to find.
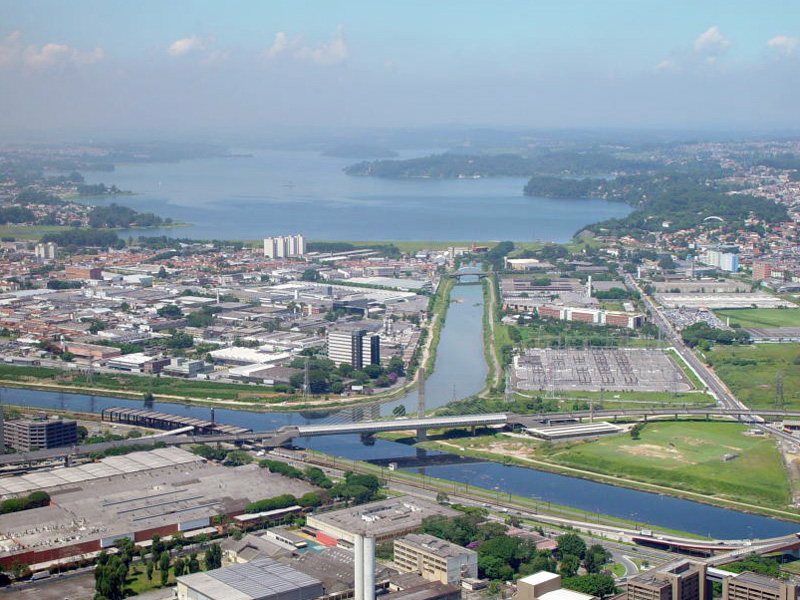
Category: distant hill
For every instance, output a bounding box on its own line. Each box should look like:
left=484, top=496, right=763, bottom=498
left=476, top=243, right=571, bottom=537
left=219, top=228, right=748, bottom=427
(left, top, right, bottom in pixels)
left=322, top=144, right=399, bottom=159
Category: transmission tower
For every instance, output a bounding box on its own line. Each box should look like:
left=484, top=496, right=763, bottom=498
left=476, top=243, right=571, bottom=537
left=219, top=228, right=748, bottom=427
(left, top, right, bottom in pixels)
left=504, top=366, right=513, bottom=403
left=775, top=371, right=784, bottom=408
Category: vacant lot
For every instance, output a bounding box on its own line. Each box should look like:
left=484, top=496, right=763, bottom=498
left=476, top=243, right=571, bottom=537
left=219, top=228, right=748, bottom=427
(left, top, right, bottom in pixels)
left=706, top=344, right=800, bottom=409
left=715, top=308, right=800, bottom=328
left=541, top=421, right=789, bottom=506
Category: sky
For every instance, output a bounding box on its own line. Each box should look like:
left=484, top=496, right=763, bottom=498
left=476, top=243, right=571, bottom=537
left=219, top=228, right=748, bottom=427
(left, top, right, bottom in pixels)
left=1, top=0, right=800, bottom=135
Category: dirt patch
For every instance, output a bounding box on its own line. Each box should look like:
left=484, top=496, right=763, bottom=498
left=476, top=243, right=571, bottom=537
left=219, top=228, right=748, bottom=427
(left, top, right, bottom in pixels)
left=620, top=443, right=692, bottom=463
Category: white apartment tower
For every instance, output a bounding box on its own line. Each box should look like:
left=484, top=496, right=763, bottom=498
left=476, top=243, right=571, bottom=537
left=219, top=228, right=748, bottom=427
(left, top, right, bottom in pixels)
left=264, top=234, right=306, bottom=258
left=34, top=242, right=58, bottom=261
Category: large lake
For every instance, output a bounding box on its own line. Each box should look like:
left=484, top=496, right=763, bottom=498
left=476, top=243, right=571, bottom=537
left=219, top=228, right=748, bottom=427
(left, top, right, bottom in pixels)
left=81, top=150, right=631, bottom=243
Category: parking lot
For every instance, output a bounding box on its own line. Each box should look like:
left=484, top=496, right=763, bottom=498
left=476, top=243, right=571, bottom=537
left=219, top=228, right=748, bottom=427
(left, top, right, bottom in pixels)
left=513, top=348, right=691, bottom=393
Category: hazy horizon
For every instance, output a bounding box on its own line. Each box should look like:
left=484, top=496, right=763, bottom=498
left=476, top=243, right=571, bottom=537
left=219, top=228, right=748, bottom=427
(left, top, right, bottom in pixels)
left=1, top=0, right=799, bottom=137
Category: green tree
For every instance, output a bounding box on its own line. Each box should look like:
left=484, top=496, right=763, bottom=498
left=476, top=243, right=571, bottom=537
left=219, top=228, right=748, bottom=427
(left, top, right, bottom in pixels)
left=559, top=554, right=580, bottom=577
left=563, top=574, right=618, bottom=598
left=556, top=532, right=587, bottom=559
left=392, top=404, right=407, bottom=417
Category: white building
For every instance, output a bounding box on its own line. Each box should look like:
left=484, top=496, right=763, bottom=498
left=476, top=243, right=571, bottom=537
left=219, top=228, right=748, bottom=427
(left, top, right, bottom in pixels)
left=34, top=242, right=58, bottom=260
left=327, top=325, right=380, bottom=369
left=264, top=234, right=306, bottom=258
left=699, top=247, right=739, bottom=272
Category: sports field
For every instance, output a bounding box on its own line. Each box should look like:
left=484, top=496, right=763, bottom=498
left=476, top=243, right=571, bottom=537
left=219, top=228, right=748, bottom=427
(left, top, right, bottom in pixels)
left=715, top=308, right=800, bottom=328
left=540, top=421, right=789, bottom=506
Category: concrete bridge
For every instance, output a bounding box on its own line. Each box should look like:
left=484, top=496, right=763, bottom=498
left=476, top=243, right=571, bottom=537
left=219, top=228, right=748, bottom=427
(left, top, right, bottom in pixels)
left=446, top=269, right=489, bottom=280
left=5, top=406, right=800, bottom=467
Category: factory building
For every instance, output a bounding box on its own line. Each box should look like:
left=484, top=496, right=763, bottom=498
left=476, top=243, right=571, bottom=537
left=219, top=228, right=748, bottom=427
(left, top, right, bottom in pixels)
left=0, top=447, right=315, bottom=569
left=176, top=558, right=323, bottom=600
left=3, top=418, right=77, bottom=451
left=327, top=323, right=381, bottom=368
left=535, top=305, right=644, bottom=329
left=394, top=533, right=477, bottom=585
left=264, top=234, right=306, bottom=259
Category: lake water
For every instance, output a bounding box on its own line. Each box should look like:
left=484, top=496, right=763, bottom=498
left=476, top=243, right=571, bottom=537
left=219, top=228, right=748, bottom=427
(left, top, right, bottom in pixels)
left=80, top=149, right=632, bottom=243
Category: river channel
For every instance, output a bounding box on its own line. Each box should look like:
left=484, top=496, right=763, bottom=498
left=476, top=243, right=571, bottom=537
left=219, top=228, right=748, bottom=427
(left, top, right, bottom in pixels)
left=3, top=282, right=799, bottom=539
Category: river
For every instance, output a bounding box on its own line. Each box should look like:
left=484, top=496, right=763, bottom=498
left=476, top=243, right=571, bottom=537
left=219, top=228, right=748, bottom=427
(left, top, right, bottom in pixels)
left=77, top=149, right=632, bottom=243
left=3, top=280, right=799, bottom=538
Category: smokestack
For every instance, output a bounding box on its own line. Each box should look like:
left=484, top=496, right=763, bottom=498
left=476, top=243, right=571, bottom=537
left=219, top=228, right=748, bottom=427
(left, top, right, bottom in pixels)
left=353, top=534, right=375, bottom=600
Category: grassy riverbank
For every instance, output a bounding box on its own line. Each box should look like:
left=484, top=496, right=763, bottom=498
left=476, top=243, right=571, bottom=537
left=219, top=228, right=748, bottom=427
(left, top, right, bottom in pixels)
left=405, top=421, right=799, bottom=521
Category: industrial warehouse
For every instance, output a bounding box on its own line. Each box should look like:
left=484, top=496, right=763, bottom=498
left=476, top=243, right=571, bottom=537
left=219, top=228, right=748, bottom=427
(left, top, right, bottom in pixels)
left=0, top=447, right=315, bottom=569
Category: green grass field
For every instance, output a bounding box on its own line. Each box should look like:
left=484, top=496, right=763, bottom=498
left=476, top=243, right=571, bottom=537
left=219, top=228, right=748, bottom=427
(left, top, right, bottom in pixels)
left=541, top=421, right=790, bottom=506
left=706, top=344, right=800, bottom=409
left=715, top=308, right=800, bottom=328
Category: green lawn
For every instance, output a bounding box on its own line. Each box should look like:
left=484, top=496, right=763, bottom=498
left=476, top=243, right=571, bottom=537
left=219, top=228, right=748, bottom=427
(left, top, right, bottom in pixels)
left=715, top=308, right=800, bottom=328
left=540, top=421, right=789, bottom=506
left=706, top=344, right=800, bottom=409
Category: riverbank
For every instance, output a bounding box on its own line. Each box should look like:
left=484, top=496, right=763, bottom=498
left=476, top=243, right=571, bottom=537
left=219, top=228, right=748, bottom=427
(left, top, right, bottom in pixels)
left=405, top=429, right=800, bottom=523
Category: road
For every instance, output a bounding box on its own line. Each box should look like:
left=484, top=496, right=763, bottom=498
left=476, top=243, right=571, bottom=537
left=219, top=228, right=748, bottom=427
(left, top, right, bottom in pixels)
left=626, top=274, right=800, bottom=450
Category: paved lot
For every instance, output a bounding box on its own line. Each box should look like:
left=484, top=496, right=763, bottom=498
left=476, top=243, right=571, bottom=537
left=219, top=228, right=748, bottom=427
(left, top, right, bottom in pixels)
left=0, top=572, right=173, bottom=600
left=513, top=348, right=691, bottom=393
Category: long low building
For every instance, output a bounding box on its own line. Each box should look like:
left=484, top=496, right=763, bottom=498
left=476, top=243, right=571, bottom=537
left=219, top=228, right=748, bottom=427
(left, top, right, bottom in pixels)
left=0, top=447, right=316, bottom=569
left=306, top=496, right=460, bottom=545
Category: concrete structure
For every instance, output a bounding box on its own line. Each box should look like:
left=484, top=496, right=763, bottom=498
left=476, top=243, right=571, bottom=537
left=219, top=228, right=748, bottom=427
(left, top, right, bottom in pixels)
left=176, top=557, right=323, bottom=600
left=327, top=323, right=381, bottom=368
left=4, top=418, right=77, bottom=451
left=516, top=572, right=596, bottom=600
left=723, top=572, right=800, bottom=600
left=394, top=533, right=477, bottom=585
left=627, top=561, right=707, bottom=600
left=264, top=234, right=306, bottom=259
left=305, top=495, right=460, bottom=545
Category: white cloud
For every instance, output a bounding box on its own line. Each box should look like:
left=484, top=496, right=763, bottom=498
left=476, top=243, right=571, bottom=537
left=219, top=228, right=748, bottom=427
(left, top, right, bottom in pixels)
left=294, top=25, right=348, bottom=66
left=260, top=26, right=348, bottom=66
left=767, top=35, right=800, bottom=56
left=0, top=31, right=103, bottom=69
left=655, top=59, right=676, bottom=72
left=167, top=35, right=212, bottom=57
left=693, top=26, right=731, bottom=56
left=262, top=31, right=289, bottom=60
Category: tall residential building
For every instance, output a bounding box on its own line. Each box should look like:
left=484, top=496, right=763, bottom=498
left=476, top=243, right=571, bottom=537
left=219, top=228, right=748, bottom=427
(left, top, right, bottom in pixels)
left=327, top=324, right=380, bottom=369
left=699, top=247, right=739, bottom=272
left=627, top=560, right=707, bottom=600
left=4, top=419, right=78, bottom=451
left=394, top=533, right=478, bottom=585
left=264, top=234, right=306, bottom=258
left=34, top=242, right=58, bottom=260
left=723, top=572, right=800, bottom=600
